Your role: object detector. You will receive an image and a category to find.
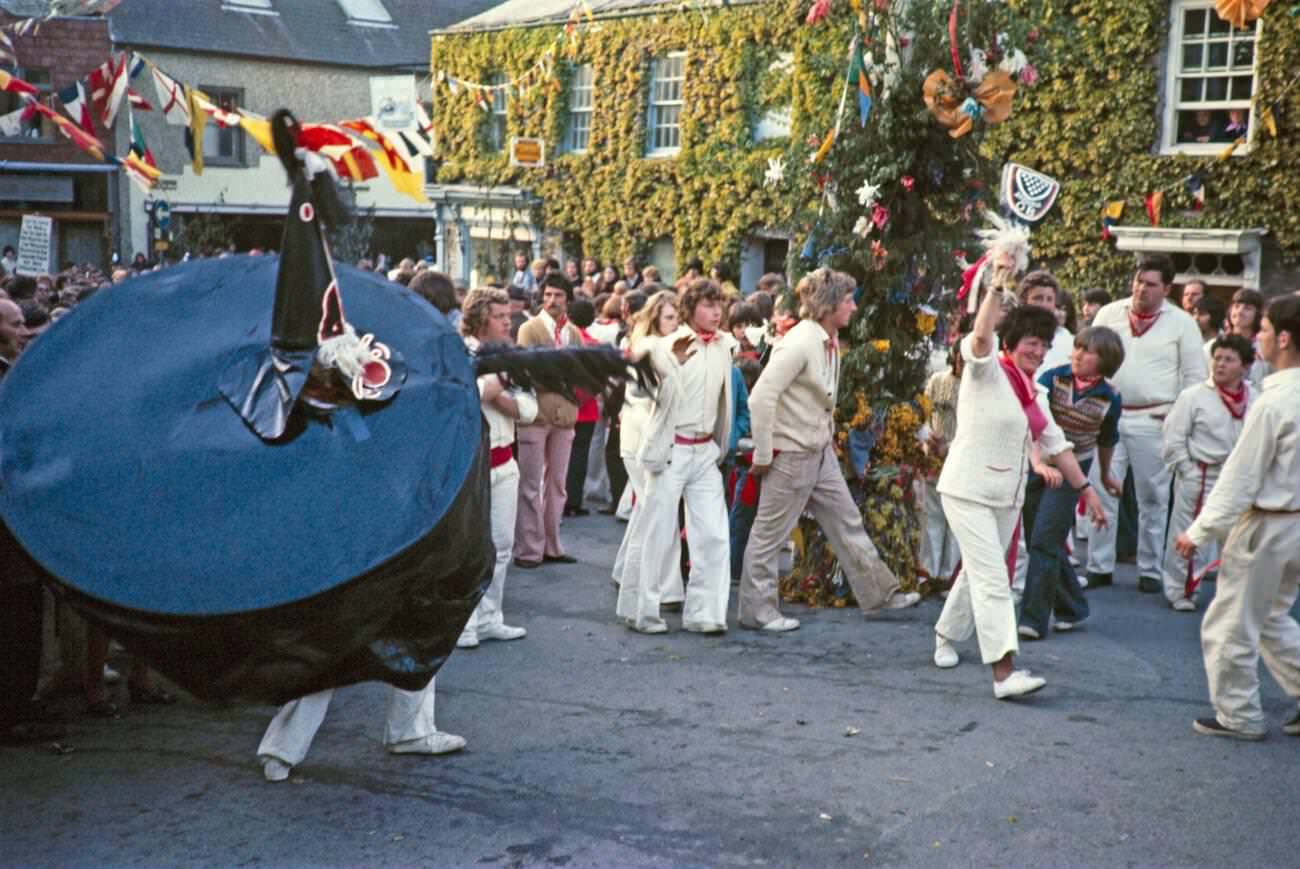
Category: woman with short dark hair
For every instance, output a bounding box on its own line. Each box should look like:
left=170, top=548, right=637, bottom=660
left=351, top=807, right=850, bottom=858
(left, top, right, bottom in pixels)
left=933, top=286, right=1106, bottom=698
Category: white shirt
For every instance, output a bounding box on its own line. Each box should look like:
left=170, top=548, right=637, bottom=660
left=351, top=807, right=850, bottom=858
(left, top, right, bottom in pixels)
left=1036, top=326, right=1073, bottom=378
left=1093, top=298, right=1207, bottom=412
left=1187, top=367, right=1300, bottom=546
left=465, top=336, right=538, bottom=448
left=586, top=320, right=621, bottom=346
left=536, top=309, right=572, bottom=347
left=670, top=326, right=730, bottom=435
left=1161, top=379, right=1252, bottom=473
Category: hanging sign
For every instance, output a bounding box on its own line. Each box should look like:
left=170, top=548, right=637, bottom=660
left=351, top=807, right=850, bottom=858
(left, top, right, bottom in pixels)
left=16, top=213, right=53, bottom=277
left=509, top=137, right=544, bottom=168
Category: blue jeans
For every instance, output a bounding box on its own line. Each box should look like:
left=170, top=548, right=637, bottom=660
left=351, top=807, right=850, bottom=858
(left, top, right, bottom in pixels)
left=1020, top=457, right=1091, bottom=636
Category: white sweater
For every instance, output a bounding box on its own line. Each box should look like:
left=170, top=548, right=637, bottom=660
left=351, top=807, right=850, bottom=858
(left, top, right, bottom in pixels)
left=1093, top=299, right=1207, bottom=413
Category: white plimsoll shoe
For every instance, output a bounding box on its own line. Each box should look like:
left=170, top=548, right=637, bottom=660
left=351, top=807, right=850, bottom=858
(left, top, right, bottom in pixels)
left=261, top=757, right=291, bottom=782
left=455, top=630, right=479, bottom=649
left=759, top=616, right=800, bottom=632
left=1017, top=624, right=1041, bottom=640
left=884, top=591, right=922, bottom=610
left=1053, top=618, right=1086, bottom=632
left=934, top=636, right=959, bottom=668
left=993, top=670, right=1046, bottom=700
left=1171, top=598, right=1197, bottom=612
left=625, top=618, right=669, bottom=634
left=683, top=621, right=727, bottom=634
left=387, top=731, right=467, bottom=755
left=478, top=623, right=527, bottom=642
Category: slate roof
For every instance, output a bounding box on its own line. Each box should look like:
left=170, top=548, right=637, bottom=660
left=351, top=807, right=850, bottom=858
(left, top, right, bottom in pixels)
left=107, top=0, right=500, bottom=68
left=440, top=0, right=757, bottom=34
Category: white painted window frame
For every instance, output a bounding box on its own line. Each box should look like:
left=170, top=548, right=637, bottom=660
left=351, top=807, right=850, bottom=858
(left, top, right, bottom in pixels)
left=646, top=52, right=686, bottom=158
left=564, top=64, right=594, bottom=154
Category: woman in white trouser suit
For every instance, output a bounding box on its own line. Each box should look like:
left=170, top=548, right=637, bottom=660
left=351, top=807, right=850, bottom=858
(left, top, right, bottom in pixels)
left=933, top=286, right=1105, bottom=699
left=612, top=291, right=684, bottom=605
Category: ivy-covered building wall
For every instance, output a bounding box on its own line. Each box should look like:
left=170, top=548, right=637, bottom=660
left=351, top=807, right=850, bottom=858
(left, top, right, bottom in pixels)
left=429, top=0, right=1300, bottom=296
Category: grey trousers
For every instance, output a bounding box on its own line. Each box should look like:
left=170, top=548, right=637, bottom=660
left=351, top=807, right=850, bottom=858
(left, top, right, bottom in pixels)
left=738, top=444, right=898, bottom=626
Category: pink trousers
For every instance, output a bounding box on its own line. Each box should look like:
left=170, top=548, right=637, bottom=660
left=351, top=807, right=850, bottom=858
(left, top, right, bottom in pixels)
left=514, top=424, right=575, bottom=561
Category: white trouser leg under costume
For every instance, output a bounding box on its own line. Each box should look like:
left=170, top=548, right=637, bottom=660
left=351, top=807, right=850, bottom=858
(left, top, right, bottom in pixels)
left=613, top=459, right=682, bottom=601
left=920, top=478, right=960, bottom=581
left=1161, top=463, right=1218, bottom=603
left=257, top=678, right=440, bottom=767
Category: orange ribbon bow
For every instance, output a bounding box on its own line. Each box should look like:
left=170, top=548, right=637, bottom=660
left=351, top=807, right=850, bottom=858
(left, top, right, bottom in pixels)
left=922, top=69, right=1017, bottom=139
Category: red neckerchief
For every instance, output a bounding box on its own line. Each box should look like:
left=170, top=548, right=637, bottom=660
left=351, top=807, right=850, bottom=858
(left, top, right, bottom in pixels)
left=1128, top=306, right=1161, bottom=338
left=1072, top=374, right=1101, bottom=398
left=999, top=351, right=1048, bottom=442
left=1215, top=381, right=1249, bottom=420
left=825, top=335, right=839, bottom=367
left=695, top=330, right=718, bottom=345
left=553, top=314, right=568, bottom=345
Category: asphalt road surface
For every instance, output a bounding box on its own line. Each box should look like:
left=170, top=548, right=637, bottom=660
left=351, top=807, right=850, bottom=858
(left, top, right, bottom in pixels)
left=3, top=513, right=1298, bottom=868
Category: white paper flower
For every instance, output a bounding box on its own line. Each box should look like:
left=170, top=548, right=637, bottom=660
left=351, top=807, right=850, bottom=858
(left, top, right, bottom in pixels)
left=999, top=49, right=1028, bottom=75
left=764, top=156, right=785, bottom=188
left=853, top=215, right=871, bottom=238
left=855, top=179, right=880, bottom=207
left=967, top=49, right=989, bottom=84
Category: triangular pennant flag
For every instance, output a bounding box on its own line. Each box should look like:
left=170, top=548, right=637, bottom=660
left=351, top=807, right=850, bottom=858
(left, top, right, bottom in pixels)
left=151, top=65, right=190, bottom=126
left=1144, top=191, right=1164, bottom=227
left=1185, top=174, right=1206, bottom=212
left=238, top=110, right=274, bottom=154
left=1101, top=200, right=1125, bottom=240
left=118, top=152, right=162, bottom=193
left=186, top=85, right=208, bottom=174
left=1260, top=106, right=1277, bottom=138
left=341, top=119, right=427, bottom=202
left=128, top=107, right=156, bottom=168
left=57, top=80, right=95, bottom=133
left=0, top=104, right=27, bottom=137
left=0, top=68, right=40, bottom=96
left=1217, top=137, right=1245, bottom=161
left=25, top=99, right=106, bottom=160
left=88, top=52, right=129, bottom=128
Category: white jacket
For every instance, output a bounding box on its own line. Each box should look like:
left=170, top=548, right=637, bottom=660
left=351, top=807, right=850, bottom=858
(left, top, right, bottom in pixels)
left=937, top=334, right=1071, bottom=509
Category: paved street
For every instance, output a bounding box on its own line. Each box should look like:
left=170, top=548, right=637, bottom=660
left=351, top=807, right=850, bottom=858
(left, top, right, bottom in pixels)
left=3, top=513, right=1298, bottom=868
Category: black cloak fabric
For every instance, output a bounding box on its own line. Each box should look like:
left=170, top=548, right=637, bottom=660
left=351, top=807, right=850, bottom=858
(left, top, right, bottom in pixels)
left=0, top=257, right=492, bottom=704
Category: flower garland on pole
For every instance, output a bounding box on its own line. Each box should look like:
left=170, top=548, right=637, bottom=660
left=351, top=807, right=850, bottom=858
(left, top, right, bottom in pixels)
left=779, top=0, right=1045, bottom=604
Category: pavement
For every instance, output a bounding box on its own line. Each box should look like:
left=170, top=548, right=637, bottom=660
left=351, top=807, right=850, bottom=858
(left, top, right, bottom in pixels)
left=3, top=511, right=1299, bottom=868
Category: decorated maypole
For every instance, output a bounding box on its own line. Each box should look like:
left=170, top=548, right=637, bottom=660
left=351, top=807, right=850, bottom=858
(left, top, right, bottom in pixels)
left=769, top=0, right=1046, bottom=605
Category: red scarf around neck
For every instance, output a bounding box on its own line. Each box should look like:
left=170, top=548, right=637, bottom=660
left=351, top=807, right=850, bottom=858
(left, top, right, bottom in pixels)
left=1128, top=306, right=1161, bottom=338
left=695, top=329, right=718, bottom=345
left=999, top=352, right=1048, bottom=442
left=552, top=314, right=568, bottom=345
left=1072, top=374, right=1101, bottom=397
left=1216, top=381, right=1249, bottom=419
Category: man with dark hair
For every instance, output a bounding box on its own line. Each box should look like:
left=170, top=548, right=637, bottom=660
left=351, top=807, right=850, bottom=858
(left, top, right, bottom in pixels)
left=1161, top=333, right=1256, bottom=613
left=1088, top=254, right=1207, bottom=592
left=621, top=255, right=642, bottom=290
left=513, top=274, right=581, bottom=568
left=1176, top=294, right=1300, bottom=740
left=620, top=279, right=734, bottom=634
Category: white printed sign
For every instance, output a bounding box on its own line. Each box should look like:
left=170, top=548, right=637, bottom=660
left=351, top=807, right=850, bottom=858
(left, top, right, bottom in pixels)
left=369, top=75, right=416, bottom=131
left=16, top=213, right=53, bottom=277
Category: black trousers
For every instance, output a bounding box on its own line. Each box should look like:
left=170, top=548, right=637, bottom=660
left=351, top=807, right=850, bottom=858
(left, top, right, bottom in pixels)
left=604, top=423, right=627, bottom=506
left=565, top=421, right=596, bottom=510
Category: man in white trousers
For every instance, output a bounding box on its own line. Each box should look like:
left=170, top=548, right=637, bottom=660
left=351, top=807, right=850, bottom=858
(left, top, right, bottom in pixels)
left=1160, top=334, right=1254, bottom=613
left=1088, top=254, right=1207, bottom=592
left=257, top=679, right=463, bottom=782
left=620, top=279, right=734, bottom=634
left=1176, top=294, right=1300, bottom=740
left=458, top=288, right=537, bottom=649
left=740, top=268, right=920, bottom=631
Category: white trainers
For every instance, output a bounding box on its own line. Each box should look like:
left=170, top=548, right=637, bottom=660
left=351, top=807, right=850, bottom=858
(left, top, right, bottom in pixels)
left=993, top=670, right=1046, bottom=700
left=625, top=618, right=669, bottom=634
left=478, top=623, right=527, bottom=642
left=1053, top=618, right=1086, bottom=632
left=934, top=636, right=959, bottom=669
left=387, top=731, right=466, bottom=756
left=683, top=621, right=727, bottom=634
left=759, top=616, right=800, bottom=632
left=883, top=591, right=922, bottom=610
left=261, top=757, right=291, bottom=782
left=455, top=630, right=479, bottom=649
left=1171, top=598, right=1197, bottom=612
left=1017, top=624, right=1041, bottom=640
